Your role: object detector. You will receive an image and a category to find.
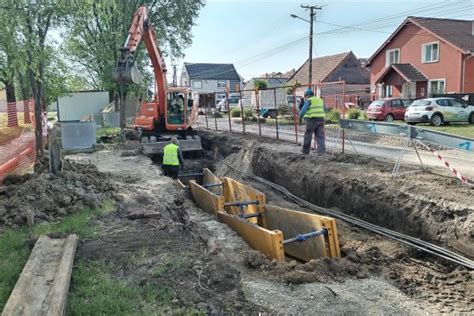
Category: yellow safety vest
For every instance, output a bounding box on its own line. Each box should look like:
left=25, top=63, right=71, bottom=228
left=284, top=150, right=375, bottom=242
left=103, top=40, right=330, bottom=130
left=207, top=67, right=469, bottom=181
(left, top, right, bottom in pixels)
left=304, top=96, right=325, bottom=119
left=163, top=143, right=180, bottom=166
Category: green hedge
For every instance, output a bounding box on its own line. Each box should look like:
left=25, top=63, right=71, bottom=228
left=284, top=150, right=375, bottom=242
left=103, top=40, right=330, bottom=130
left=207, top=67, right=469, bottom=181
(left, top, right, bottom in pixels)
left=230, top=108, right=241, bottom=118
left=326, top=109, right=341, bottom=123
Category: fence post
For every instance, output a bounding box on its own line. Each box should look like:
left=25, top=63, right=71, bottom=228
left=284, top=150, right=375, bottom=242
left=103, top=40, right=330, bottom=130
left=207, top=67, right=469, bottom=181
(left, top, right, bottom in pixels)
left=240, top=92, right=245, bottom=133
left=255, top=89, right=262, bottom=136
left=7, top=102, right=19, bottom=127
left=204, top=96, right=209, bottom=129
left=214, top=97, right=218, bottom=131
left=273, top=88, right=279, bottom=140
left=226, top=92, right=232, bottom=133
left=292, top=90, right=298, bottom=144
left=342, top=81, right=346, bottom=153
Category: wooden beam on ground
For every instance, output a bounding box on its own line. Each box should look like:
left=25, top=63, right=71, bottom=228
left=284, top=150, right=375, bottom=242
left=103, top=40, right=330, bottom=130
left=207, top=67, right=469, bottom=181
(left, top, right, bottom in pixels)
left=265, top=205, right=340, bottom=261
left=189, top=180, right=224, bottom=215
left=217, top=212, right=284, bottom=261
left=222, top=177, right=266, bottom=225
left=2, top=234, right=78, bottom=316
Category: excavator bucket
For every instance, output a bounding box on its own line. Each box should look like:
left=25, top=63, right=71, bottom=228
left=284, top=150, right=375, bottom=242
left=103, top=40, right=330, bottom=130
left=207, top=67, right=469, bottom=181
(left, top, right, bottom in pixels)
left=112, top=61, right=143, bottom=85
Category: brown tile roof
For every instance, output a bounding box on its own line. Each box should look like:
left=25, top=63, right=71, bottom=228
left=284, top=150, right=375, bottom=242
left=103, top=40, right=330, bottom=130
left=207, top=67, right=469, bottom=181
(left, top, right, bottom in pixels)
left=287, top=52, right=351, bottom=84
left=367, top=17, right=474, bottom=65
left=375, top=63, right=428, bottom=83
left=410, top=17, right=474, bottom=53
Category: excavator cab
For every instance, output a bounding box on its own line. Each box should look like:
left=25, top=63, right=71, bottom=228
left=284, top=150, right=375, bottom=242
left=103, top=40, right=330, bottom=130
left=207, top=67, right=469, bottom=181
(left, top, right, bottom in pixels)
left=167, top=92, right=186, bottom=125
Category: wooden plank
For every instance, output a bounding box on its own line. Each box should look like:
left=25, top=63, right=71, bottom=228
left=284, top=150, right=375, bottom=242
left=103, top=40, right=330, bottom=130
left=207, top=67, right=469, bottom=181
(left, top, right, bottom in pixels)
left=189, top=180, right=224, bottom=215
left=203, top=168, right=222, bottom=195
left=265, top=205, right=340, bottom=261
left=2, top=234, right=78, bottom=316
left=222, top=177, right=265, bottom=225
left=217, top=212, right=284, bottom=261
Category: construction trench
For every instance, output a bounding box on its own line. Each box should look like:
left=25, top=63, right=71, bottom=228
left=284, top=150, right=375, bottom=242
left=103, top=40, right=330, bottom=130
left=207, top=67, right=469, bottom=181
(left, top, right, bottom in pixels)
left=1, top=129, right=473, bottom=314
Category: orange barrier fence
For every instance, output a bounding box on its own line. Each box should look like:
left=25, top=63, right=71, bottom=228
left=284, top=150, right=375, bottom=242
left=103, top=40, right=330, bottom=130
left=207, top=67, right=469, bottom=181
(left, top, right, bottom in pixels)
left=0, top=99, right=37, bottom=183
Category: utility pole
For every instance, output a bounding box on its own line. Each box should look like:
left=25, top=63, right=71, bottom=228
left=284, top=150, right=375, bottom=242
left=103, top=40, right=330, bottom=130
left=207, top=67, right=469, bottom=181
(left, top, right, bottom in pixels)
left=301, top=4, right=322, bottom=85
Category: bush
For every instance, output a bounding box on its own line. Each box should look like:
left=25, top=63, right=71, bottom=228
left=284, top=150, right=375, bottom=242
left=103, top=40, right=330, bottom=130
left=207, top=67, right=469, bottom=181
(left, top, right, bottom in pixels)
left=326, top=109, right=341, bottom=123
left=243, top=109, right=253, bottom=120
left=348, top=108, right=361, bottom=120
left=230, top=108, right=241, bottom=118
left=253, top=79, right=268, bottom=90
left=360, top=111, right=368, bottom=120
left=277, top=104, right=292, bottom=117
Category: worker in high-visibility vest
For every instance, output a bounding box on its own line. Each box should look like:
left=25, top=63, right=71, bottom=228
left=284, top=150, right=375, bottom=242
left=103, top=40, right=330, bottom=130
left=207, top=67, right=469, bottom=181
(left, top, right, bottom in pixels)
left=162, top=137, right=184, bottom=179
left=299, top=88, right=326, bottom=154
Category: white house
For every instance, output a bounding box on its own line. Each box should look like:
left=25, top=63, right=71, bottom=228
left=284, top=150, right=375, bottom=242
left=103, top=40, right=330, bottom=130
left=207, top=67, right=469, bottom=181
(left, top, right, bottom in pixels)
left=180, top=63, right=243, bottom=102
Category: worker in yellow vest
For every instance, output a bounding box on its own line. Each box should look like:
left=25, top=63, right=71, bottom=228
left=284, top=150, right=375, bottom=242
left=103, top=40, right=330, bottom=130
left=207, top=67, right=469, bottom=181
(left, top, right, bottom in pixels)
left=162, top=137, right=184, bottom=179
left=299, top=88, right=326, bottom=154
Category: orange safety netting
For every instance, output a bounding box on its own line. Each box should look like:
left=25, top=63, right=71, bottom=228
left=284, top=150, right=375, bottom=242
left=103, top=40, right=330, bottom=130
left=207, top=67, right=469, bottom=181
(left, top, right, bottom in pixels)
left=0, top=99, right=37, bottom=183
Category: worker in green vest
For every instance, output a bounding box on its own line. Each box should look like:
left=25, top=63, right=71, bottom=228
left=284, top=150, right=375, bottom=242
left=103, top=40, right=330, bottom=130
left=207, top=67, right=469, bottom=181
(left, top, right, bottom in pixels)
left=162, top=137, right=184, bottom=179
left=299, top=88, right=326, bottom=154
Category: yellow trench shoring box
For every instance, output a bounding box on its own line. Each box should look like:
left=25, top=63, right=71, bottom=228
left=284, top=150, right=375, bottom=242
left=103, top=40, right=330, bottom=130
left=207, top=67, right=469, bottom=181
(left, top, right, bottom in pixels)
left=188, top=169, right=340, bottom=261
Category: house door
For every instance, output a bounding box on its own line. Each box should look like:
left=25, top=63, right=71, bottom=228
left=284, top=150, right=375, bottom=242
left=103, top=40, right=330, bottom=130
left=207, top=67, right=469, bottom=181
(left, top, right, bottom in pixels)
left=402, top=82, right=416, bottom=99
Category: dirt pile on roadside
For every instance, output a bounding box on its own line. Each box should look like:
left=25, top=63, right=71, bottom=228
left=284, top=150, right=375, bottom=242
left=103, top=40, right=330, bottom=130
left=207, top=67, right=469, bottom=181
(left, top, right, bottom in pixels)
left=0, top=160, right=113, bottom=227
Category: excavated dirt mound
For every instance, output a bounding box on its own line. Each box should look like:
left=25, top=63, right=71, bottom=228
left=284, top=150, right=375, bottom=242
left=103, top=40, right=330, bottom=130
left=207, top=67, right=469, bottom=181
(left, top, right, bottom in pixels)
left=0, top=160, right=113, bottom=227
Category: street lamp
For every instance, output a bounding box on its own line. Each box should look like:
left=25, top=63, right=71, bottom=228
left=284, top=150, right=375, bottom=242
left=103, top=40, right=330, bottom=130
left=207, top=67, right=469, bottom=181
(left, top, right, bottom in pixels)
left=291, top=5, right=321, bottom=85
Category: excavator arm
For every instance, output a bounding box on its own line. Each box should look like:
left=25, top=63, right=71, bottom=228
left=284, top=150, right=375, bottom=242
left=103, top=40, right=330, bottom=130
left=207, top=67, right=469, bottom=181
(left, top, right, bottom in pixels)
left=112, top=6, right=167, bottom=122
left=112, top=6, right=202, bottom=154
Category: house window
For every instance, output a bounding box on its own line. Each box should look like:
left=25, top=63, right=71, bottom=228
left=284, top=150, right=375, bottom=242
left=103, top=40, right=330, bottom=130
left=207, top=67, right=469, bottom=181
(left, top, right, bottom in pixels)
left=422, top=42, right=439, bottom=63
left=429, top=79, right=445, bottom=95
left=384, top=85, right=393, bottom=97
left=385, top=48, right=400, bottom=66
left=192, top=80, right=202, bottom=89
left=217, top=81, right=226, bottom=89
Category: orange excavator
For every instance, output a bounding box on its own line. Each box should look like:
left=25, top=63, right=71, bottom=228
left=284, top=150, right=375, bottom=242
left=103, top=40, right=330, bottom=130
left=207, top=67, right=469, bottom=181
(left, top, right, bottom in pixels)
left=112, top=6, right=202, bottom=155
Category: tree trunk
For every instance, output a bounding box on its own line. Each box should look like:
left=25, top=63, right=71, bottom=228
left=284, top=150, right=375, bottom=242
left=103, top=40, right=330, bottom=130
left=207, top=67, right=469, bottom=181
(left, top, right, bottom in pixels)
left=5, top=80, right=16, bottom=103
left=17, top=72, right=30, bottom=100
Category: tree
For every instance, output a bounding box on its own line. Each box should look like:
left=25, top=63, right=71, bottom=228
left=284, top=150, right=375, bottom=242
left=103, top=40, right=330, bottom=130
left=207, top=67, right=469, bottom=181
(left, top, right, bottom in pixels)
left=253, top=79, right=268, bottom=91
left=64, top=0, right=205, bottom=100
left=11, top=0, right=70, bottom=158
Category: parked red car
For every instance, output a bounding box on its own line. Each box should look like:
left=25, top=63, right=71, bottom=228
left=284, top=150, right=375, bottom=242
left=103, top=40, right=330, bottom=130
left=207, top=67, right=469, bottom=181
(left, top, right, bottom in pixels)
left=366, top=98, right=411, bottom=122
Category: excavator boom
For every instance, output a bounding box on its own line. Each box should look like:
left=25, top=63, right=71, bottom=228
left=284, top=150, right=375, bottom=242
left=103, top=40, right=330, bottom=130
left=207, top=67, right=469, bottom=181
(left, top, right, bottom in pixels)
left=112, top=5, right=201, bottom=154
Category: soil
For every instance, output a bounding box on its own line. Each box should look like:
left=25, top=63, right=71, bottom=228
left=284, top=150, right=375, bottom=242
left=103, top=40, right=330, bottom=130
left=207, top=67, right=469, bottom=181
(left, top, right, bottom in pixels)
left=5, top=133, right=472, bottom=313
left=199, top=129, right=473, bottom=313
left=69, top=150, right=265, bottom=314
left=0, top=159, right=113, bottom=228
left=200, top=130, right=474, bottom=258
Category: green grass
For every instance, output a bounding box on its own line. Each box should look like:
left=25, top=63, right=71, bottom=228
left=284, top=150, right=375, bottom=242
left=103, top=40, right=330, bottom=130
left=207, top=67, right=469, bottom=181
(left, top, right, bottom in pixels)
left=416, top=124, right=474, bottom=138
left=0, top=228, right=29, bottom=308
left=32, top=199, right=116, bottom=239
left=264, top=118, right=295, bottom=126
left=381, top=120, right=474, bottom=138
left=151, top=252, right=191, bottom=279
left=0, top=199, right=116, bottom=310
left=96, top=127, right=121, bottom=139
left=67, top=262, right=162, bottom=315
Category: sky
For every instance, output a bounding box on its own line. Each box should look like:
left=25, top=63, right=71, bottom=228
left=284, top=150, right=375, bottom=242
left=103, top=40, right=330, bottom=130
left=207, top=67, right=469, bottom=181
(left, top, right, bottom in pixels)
left=174, top=0, right=473, bottom=81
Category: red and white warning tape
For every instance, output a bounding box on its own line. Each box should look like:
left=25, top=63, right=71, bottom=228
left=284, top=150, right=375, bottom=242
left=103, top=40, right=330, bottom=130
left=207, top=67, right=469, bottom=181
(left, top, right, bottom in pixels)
left=416, top=140, right=473, bottom=187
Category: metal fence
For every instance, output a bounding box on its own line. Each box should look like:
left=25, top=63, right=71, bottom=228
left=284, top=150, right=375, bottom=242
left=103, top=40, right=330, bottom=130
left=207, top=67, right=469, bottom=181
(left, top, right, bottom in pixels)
left=195, top=87, right=474, bottom=186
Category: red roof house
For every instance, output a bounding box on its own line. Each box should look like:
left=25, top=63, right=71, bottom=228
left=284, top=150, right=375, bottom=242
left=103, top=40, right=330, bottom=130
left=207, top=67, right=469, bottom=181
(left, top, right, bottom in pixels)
left=366, top=17, right=474, bottom=100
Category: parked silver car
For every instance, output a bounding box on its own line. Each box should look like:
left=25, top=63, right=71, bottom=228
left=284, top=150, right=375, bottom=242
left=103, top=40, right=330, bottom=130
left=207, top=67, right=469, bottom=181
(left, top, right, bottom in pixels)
left=405, top=97, right=474, bottom=126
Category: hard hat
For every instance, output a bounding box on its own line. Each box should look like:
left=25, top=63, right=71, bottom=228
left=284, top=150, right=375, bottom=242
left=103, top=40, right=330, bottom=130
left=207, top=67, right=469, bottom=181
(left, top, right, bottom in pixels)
left=304, top=88, right=314, bottom=96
